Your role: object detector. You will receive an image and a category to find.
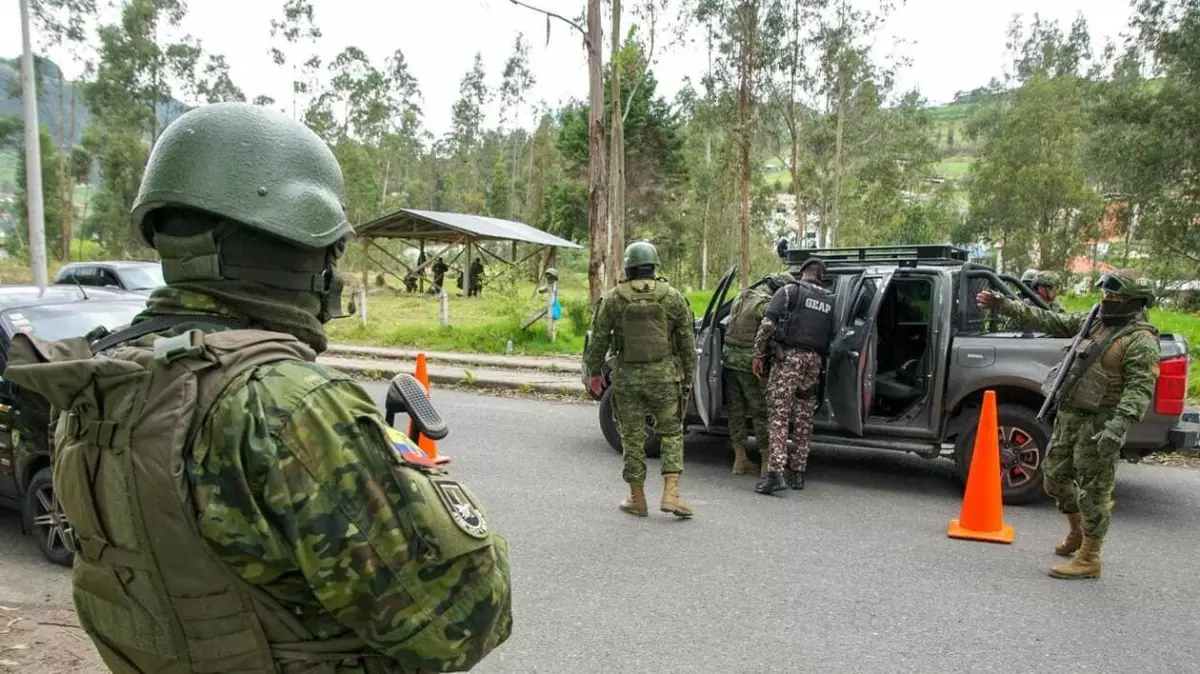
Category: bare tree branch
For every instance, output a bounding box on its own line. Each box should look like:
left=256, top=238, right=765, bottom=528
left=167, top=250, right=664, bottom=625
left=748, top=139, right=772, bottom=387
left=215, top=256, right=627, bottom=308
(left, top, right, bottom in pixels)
left=508, top=0, right=589, bottom=46
left=622, top=0, right=661, bottom=126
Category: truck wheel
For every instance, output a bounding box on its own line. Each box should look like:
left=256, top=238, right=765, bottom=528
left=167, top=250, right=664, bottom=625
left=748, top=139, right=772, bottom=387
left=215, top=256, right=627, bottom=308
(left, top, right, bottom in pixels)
left=953, top=404, right=1050, bottom=506
left=24, top=467, right=74, bottom=567
left=598, top=386, right=661, bottom=458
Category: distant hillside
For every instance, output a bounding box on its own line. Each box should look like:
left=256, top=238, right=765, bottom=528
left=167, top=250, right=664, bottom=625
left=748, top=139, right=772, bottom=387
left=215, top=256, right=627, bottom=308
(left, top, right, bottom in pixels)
left=0, top=55, right=189, bottom=194
left=763, top=98, right=986, bottom=192
left=0, top=55, right=188, bottom=147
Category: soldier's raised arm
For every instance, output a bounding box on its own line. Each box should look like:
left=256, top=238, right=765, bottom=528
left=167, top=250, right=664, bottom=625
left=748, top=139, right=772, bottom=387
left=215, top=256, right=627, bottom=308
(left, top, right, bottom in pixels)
left=978, top=291, right=1087, bottom=338
left=193, top=368, right=513, bottom=671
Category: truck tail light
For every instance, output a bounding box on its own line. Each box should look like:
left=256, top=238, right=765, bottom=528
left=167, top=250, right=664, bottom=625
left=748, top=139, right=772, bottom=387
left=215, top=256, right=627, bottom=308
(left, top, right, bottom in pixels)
left=1154, top=355, right=1189, bottom=416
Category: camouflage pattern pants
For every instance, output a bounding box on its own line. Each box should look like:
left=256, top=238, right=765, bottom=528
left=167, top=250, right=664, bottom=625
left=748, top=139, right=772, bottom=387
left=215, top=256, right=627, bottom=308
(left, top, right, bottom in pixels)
left=724, top=368, right=767, bottom=449
left=613, top=380, right=685, bottom=485
left=1044, top=410, right=1121, bottom=540
left=766, top=349, right=822, bottom=475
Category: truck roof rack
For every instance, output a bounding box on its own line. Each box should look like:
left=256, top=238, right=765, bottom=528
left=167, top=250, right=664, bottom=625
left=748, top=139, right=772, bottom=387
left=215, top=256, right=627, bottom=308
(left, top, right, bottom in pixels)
left=786, top=244, right=970, bottom=268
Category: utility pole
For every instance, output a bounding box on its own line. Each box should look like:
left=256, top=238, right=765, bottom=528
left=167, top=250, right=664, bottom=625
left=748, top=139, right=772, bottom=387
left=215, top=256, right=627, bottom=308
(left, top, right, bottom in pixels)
left=19, top=0, right=49, bottom=292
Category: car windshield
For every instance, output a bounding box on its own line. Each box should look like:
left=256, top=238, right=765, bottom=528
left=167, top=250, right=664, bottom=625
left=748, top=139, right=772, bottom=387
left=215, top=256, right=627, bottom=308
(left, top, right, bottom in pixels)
left=120, top=265, right=165, bottom=290
left=2, top=301, right=145, bottom=343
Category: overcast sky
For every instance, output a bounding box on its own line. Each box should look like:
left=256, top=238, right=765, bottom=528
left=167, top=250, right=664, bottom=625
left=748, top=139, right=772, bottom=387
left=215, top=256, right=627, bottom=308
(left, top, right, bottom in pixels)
left=5, top=0, right=1136, bottom=137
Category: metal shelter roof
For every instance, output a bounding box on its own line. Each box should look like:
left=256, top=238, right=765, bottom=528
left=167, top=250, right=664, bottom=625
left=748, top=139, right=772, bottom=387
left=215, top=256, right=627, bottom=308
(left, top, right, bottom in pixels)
left=356, top=209, right=582, bottom=249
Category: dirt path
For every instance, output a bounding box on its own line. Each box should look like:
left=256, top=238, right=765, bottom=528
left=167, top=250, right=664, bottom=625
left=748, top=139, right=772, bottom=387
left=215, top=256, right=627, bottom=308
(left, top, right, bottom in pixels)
left=0, top=604, right=104, bottom=673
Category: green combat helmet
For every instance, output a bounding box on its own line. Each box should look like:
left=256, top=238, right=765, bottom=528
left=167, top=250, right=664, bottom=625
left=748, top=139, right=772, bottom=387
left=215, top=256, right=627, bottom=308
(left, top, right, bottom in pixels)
left=623, top=240, right=661, bottom=269
left=1021, top=269, right=1038, bottom=284
left=130, top=102, right=353, bottom=322
left=1031, top=270, right=1062, bottom=290
left=1096, top=269, right=1156, bottom=305
left=544, top=267, right=559, bottom=282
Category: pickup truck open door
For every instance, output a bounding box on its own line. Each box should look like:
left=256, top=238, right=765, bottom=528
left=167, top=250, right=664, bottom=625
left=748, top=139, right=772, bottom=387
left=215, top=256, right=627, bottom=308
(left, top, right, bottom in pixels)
left=693, top=266, right=739, bottom=430
left=825, top=271, right=894, bottom=436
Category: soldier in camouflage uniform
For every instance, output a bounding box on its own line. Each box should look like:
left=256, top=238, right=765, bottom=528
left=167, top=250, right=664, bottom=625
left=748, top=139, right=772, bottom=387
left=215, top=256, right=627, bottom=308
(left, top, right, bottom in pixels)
left=1029, top=270, right=1066, bottom=313
left=978, top=270, right=1160, bottom=580
left=751, top=259, right=837, bottom=495
left=4, top=103, right=512, bottom=672
left=585, top=241, right=698, bottom=518
left=722, top=272, right=795, bottom=476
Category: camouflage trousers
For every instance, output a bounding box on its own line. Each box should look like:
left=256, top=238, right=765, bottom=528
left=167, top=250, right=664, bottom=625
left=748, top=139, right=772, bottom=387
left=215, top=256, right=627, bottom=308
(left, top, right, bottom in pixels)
left=1043, top=410, right=1121, bottom=540
left=766, top=349, right=822, bottom=475
left=613, top=380, right=685, bottom=485
left=724, top=367, right=767, bottom=450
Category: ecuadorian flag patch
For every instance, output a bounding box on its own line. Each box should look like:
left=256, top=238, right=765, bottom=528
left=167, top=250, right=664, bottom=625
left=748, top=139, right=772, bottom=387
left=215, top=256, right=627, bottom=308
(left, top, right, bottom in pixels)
left=385, top=426, right=437, bottom=468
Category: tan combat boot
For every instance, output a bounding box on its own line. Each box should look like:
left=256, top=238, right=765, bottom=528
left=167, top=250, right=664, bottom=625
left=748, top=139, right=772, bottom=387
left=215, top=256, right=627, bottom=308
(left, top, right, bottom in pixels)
left=1049, top=536, right=1102, bottom=580
left=660, top=473, right=694, bottom=518
left=619, top=484, right=648, bottom=517
left=731, top=443, right=758, bottom=475
left=1054, top=513, right=1084, bottom=557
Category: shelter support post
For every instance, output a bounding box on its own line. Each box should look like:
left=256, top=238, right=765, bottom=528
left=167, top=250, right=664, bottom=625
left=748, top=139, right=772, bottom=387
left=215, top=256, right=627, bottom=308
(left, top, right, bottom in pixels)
left=361, top=236, right=371, bottom=290
left=439, top=285, right=450, bottom=327
left=547, top=276, right=557, bottom=342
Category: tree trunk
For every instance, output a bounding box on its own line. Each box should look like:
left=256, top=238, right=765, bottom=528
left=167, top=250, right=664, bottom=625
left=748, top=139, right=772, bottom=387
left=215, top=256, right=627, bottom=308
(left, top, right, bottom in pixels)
left=701, top=193, right=711, bottom=290
left=56, top=67, right=72, bottom=261
left=608, top=0, right=625, bottom=289
left=379, top=158, right=391, bottom=210
left=788, top=0, right=806, bottom=247
left=831, top=73, right=846, bottom=248
left=737, top=0, right=757, bottom=288
left=586, top=0, right=608, bottom=304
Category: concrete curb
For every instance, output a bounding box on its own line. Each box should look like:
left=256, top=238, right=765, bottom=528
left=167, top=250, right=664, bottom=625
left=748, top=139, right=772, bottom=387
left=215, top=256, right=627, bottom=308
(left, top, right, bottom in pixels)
left=318, top=357, right=587, bottom=396
left=325, top=344, right=581, bottom=374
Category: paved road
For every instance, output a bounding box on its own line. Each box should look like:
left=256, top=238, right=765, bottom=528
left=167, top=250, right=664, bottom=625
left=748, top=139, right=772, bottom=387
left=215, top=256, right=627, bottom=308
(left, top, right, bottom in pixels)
left=2, top=386, right=1199, bottom=673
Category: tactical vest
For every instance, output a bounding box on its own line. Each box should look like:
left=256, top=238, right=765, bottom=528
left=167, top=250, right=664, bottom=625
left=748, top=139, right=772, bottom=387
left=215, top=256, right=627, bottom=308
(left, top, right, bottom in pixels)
left=4, top=327, right=389, bottom=674
left=725, top=286, right=771, bottom=348
left=775, top=282, right=836, bottom=355
left=615, top=279, right=673, bottom=363
left=1047, top=320, right=1158, bottom=413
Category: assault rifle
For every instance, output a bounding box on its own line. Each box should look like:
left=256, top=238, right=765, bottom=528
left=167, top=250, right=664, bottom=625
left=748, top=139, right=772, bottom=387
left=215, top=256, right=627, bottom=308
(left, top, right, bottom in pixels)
left=1036, top=303, right=1101, bottom=421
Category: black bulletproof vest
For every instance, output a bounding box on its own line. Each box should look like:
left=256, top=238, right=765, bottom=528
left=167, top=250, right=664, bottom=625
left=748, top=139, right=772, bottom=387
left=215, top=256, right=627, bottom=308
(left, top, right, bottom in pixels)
left=776, top=281, right=836, bottom=354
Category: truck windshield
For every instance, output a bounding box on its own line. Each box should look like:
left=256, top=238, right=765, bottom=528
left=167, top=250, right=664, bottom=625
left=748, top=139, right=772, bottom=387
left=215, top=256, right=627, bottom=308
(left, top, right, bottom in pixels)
left=2, top=301, right=145, bottom=343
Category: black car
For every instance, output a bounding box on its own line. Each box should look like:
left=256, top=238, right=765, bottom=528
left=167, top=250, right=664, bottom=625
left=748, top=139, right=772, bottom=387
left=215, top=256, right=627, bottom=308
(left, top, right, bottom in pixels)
left=0, top=286, right=148, bottom=565
left=54, top=260, right=165, bottom=296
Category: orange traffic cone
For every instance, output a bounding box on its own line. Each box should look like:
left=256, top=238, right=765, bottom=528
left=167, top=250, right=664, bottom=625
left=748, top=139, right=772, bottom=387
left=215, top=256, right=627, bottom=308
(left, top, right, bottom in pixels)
left=409, top=352, right=451, bottom=465
left=947, top=390, right=1014, bottom=544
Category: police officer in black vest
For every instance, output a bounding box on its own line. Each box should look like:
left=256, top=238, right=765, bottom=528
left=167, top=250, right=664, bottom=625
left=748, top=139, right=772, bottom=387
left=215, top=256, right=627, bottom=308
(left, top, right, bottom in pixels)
left=751, top=258, right=838, bottom=494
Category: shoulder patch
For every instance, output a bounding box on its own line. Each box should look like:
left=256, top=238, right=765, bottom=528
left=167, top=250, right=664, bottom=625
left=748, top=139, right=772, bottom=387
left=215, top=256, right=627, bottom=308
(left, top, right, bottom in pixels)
left=431, top=478, right=490, bottom=539
left=384, top=425, right=438, bottom=469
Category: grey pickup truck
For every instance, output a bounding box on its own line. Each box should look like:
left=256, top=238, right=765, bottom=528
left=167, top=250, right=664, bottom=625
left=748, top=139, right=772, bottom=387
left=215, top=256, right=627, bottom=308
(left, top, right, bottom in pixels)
left=584, top=244, right=1198, bottom=504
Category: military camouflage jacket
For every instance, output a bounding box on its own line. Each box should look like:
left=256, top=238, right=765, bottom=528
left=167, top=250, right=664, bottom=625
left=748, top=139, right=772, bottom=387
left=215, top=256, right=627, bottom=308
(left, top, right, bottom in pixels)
left=996, top=298, right=1161, bottom=436
left=143, top=293, right=513, bottom=672
left=584, top=278, right=697, bottom=383
left=722, top=287, right=770, bottom=373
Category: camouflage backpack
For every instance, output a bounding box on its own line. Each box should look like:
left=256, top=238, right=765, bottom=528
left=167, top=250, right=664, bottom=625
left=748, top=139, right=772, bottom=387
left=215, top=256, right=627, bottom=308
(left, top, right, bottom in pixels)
left=615, top=279, right=673, bottom=363
left=725, top=286, right=772, bottom=348
left=4, top=324, right=393, bottom=674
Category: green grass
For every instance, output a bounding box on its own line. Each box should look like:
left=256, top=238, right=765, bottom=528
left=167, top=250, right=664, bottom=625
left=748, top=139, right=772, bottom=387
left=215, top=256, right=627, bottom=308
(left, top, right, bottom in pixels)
left=764, top=169, right=791, bottom=192
left=928, top=101, right=978, bottom=123
left=0, top=149, right=15, bottom=188
left=326, top=281, right=590, bottom=356
left=934, top=157, right=973, bottom=179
